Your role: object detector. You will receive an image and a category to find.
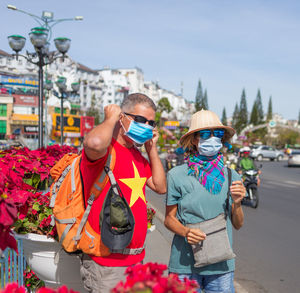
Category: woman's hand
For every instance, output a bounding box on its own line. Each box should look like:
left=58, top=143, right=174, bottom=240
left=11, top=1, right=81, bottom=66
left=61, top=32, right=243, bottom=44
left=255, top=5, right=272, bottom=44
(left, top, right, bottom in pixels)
left=186, top=228, right=206, bottom=245
left=230, top=180, right=246, bottom=206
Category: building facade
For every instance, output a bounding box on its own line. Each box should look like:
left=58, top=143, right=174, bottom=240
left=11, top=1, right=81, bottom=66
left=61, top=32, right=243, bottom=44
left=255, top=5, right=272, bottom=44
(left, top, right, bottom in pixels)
left=1, top=48, right=194, bottom=145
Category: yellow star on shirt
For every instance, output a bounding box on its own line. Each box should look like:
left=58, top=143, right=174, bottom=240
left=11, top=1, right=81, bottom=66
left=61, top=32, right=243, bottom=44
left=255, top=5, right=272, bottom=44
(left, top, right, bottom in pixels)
left=119, top=161, right=147, bottom=207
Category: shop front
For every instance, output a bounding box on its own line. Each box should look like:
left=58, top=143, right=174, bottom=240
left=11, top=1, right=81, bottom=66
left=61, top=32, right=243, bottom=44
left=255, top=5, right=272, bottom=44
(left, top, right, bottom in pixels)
left=51, top=114, right=81, bottom=146
left=10, top=114, right=38, bottom=139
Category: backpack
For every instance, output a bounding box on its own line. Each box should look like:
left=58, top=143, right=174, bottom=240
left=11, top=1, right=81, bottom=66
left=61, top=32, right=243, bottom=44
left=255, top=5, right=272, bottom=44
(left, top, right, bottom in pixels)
left=49, top=146, right=116, bottom=256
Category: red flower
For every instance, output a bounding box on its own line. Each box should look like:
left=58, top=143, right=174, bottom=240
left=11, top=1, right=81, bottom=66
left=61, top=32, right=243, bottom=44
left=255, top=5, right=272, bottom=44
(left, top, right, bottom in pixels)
left=0, top=283, right=26, bottom=293
left=112, top=262, right=199, bottom=293
left=0, top=196, right=18, bottom=227
left=0, top=226, right=17, bottom=252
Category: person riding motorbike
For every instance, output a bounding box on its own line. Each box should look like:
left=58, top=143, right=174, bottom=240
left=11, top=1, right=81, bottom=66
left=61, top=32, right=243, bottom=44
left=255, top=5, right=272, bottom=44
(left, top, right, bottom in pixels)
left=237, top=146, right=261, bottom=186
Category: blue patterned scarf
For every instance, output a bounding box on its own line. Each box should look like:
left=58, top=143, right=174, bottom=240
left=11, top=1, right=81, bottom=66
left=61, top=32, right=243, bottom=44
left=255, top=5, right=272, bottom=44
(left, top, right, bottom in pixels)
left=185, top=152, right=225, bottom=194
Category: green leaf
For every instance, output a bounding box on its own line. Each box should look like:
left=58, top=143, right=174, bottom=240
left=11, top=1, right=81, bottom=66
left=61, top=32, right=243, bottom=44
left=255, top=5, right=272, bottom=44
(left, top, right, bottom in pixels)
left=23, top=178, right=33, bottom=186
left=32, top=173, right=41, bottom=188
left=45, top=209, right=53, bottom=217
left=39, top=213, right=46, bottom=221
left=32, top=202, right=40, bottom=211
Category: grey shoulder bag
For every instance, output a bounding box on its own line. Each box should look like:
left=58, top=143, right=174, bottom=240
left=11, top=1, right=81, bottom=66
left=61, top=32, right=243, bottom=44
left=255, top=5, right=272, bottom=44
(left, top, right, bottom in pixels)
left=186, top=168, right=236, bottom=268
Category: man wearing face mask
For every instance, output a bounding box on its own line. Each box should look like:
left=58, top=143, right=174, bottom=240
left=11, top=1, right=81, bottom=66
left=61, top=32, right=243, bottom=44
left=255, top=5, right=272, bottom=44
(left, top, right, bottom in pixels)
left=80, top=93, right=166, bottom=293
left=164, top=109, right=245, bottom=293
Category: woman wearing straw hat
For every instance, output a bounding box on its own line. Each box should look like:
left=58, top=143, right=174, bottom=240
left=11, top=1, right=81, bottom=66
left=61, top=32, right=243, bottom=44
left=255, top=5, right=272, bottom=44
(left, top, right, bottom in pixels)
left=164, top=109, right=246, bottom=293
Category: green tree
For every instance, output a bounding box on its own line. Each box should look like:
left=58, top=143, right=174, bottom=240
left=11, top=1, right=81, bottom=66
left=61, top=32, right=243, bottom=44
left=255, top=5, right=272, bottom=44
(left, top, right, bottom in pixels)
left=155, top=97, right=173, bottom=126
left=195, top=80, right=203, bottom=111
left=278, top=129, right=300, bottom=146
left=86, top=94, right=101, bottom=125
left=247, top=127, right=268, bottom=144
left=256, top=89, right=264, bottom=123
left=267, top=96, right=273, bottom=121
left=250, top=101, right=258, bottom=126
left=236, top=89, right=248, bottom=134
left=298, top=109, right=300, bottom=125
left=232, top=103, right=239, bottom=131
left=203, top=89, right=208, bottom=110
left=221, top=107, right=227, bottom=125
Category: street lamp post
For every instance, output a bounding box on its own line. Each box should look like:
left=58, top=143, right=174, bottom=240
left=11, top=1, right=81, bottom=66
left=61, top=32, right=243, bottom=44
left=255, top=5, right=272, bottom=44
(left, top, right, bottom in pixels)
left=7, top=5, right=83, bottom=149
left=44, top=79, right=53, bottom=146
left=56, top=78, right=80, bottom=145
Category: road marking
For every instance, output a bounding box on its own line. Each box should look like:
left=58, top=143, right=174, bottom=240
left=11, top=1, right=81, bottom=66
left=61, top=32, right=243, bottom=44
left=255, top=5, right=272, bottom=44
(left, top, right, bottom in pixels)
left=263, top=183, right=297, bottom=189
left=285, top=180, right=300, bottom=186
left=263, top=180, right=298, bottom=188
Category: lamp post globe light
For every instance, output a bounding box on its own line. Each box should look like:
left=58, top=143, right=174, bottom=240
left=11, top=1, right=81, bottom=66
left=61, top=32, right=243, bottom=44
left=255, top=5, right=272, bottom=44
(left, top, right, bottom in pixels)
left=7, top=5, right=83, bottom=149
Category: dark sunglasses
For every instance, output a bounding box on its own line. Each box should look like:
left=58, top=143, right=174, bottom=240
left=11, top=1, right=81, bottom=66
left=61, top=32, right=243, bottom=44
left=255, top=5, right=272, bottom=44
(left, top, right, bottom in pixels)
left=124, top=112, right=156, bottom=127
left=198, top=129, right=225, bottom=140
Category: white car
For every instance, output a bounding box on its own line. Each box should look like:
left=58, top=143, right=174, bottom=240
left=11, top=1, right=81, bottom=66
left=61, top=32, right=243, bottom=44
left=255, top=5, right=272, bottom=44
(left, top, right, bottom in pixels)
left=288, top=150, right=300, bottom=167
left=250, top=145, right=284, bottom=161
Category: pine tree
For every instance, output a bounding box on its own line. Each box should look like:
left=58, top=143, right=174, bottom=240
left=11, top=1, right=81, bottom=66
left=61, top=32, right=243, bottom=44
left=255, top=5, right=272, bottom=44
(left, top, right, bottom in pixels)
left=221, top=107, right=227, bottom=125
left=203, top=89, right=208, bottom=110
left=267, top=96, right=273, bottom=121
left=256, top=89, right=264, bottom=123
left=250, top=101, right=258, bottom=125
left=237, top=89, right=248, bottom=134
left=232, top=103, right=239, bottom=131
left=298, top=109, right=300, bottom=125
left=195, top=80, right=203, bottom=112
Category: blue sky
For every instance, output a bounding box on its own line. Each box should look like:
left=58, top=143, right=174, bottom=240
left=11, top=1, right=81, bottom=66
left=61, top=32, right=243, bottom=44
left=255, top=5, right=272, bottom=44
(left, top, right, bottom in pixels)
left=1, top=0, right=300, bottom=120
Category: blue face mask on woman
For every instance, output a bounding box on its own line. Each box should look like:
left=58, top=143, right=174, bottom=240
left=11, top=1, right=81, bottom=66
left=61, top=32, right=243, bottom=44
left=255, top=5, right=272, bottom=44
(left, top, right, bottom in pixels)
left=122, top=119, right=154, bottom=145
left=198, top=136, right=223, bottom=157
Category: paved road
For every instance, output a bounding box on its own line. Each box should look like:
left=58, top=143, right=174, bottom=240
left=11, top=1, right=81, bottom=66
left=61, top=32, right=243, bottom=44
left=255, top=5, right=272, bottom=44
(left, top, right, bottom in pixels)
left=233, top=160, right=300, bottom=293
left=146, top=160, right=300, bottom=293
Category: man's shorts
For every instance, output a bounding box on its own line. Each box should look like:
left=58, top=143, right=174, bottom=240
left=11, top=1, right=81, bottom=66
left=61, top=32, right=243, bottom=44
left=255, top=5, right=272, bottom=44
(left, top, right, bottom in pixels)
left=80, top=254, right=127, bottom=293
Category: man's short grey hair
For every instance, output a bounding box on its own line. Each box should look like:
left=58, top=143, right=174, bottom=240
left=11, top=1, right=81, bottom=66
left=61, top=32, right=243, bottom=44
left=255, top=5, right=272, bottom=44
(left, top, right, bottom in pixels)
left=121, top=93, right=157, bottom=112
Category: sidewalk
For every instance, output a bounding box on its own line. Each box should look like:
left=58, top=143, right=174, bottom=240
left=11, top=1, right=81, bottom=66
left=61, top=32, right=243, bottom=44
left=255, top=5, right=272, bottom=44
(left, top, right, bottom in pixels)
left=145, top=202, right=248, bottom=293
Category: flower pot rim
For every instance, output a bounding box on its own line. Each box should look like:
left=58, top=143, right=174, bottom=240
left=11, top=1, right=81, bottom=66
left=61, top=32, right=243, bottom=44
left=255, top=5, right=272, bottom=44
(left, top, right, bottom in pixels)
left=14, top=232, right=56, bottom=243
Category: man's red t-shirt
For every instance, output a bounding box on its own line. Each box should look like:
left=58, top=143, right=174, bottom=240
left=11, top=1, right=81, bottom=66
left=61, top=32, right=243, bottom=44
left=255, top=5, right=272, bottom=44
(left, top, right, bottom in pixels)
left=80, top=138, right=152, bottom=266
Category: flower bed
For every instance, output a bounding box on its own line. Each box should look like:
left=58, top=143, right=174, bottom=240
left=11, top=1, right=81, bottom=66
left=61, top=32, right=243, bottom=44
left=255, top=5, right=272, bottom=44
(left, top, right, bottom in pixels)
left=0, top=145, right=77, bottom=252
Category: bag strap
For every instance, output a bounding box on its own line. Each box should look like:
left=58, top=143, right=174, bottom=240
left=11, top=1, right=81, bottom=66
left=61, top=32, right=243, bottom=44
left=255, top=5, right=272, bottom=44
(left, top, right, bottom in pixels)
left=225, top=167, right=232, bottom=219
left=89, top=145, right=116, bottom=200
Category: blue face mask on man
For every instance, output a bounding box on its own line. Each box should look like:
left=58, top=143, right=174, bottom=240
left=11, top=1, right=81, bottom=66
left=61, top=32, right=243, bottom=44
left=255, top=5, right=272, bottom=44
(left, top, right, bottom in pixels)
left=198, top=136, right=223, bottom=157
left=121, top=118, right=154, bottom=145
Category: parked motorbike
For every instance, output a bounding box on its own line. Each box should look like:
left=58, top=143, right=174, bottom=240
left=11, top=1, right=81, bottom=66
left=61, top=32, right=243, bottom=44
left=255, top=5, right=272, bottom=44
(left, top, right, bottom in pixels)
left=242, top=169, right=259, bottom=208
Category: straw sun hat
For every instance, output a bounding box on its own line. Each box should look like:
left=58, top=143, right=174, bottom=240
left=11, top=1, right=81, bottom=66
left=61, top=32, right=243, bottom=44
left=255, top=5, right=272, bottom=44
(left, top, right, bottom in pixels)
left=180, top=109, right=235, bottom=149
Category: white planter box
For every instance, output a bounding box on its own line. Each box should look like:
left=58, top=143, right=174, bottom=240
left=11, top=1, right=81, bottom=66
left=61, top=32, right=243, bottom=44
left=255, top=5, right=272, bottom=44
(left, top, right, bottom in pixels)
left=15, top=233, right=87, bottom=292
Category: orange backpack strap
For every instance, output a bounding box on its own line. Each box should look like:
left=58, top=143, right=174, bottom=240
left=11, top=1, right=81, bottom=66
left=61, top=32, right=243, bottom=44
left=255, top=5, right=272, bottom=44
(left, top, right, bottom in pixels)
left=73, top=145, right=116, bottom=244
